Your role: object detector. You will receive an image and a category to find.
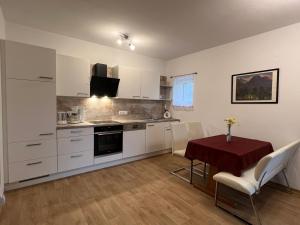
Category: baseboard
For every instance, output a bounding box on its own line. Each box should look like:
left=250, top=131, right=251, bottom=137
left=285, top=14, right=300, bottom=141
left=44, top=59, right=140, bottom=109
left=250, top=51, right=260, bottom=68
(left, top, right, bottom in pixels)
left=4, top=149, right=171, bottom=191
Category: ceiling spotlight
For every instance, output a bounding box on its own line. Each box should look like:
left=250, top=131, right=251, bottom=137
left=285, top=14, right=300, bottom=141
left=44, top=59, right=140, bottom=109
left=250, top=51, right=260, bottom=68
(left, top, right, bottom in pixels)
left=117, top=38, right=122, bottom=45
left=117, top=33, right=136, bottom=51
left=129, top=43, right=135, bottom=51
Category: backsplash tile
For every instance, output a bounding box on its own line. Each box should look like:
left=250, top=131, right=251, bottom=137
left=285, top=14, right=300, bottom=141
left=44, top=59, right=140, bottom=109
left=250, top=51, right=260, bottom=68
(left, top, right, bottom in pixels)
left=57, top=97, right=168, bottom=121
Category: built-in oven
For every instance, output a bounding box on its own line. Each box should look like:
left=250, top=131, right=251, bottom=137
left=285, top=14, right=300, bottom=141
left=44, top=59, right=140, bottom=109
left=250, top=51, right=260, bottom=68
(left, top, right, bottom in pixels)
left=94, top=125, right=123, bottom=157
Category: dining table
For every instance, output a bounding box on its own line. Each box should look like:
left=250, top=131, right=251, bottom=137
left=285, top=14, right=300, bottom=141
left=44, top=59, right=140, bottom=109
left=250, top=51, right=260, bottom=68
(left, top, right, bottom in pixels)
left=185, top=134, right=274, bottom=197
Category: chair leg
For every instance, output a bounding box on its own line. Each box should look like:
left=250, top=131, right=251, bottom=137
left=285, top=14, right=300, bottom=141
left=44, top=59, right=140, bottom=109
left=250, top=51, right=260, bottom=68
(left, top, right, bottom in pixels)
left=190, top=160, right=193, bottom=184
left=250, top=195, right=262, bottom=225
left=215, top=182, right=219, bottom=206
left=282, top=170, right=291, bottom=192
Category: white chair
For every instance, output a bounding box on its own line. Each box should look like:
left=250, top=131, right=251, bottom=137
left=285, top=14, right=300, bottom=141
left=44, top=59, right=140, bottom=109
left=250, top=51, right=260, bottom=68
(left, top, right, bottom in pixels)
left=170, top=122, right=206, bottom=183
left=213, top=139, right=300, bottom=225
left=186, top=122, right=208, bottom=177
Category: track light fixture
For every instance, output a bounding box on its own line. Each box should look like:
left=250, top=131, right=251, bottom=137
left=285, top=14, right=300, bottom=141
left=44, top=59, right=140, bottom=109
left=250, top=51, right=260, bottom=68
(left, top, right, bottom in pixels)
left=117, top=33, right=136, bottom=51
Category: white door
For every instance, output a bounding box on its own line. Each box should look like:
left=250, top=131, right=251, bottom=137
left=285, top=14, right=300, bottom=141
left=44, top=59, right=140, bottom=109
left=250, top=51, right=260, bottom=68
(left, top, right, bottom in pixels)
left=141, top=70, right=160, bottom=100
left=6, top=79, right=56, bottom=143
left=117, top=66, right=141, bottom=99
left=146, top=123, right=165, bottom=153
left=5, top=40, right=56, bottom=82
left=56, top=55, right=90, bottom=97
left=123, top=130, right=146, bottom=158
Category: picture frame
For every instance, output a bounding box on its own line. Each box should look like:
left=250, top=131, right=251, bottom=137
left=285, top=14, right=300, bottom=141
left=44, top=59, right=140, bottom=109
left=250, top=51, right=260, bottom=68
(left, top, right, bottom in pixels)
left=231, top=68, right=279, bottom=104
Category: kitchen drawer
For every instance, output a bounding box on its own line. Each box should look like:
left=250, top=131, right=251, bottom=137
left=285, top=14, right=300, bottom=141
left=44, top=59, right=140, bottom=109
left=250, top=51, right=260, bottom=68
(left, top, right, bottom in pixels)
left=58, top=150, right=93, bottom=172
left=57, top=135, right=93, bottom=155
left=57, top=128, right=93, bottom=138
left=9, top=156, right=57, bottom=183
left=8, top=139, right=57, bottom=163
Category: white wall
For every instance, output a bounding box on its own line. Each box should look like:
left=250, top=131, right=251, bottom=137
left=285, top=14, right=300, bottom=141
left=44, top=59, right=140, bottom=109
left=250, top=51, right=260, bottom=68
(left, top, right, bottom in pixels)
left=0, top=4, right=6, bottom=201
left=166, top=22, right=300, bottom=190
left=5, top=22, right=165, bottom=73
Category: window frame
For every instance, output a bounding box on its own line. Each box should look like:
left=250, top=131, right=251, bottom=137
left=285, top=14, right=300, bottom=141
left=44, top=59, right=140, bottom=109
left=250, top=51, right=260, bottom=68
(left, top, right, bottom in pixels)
left=172, top=74, right=195, bottom=111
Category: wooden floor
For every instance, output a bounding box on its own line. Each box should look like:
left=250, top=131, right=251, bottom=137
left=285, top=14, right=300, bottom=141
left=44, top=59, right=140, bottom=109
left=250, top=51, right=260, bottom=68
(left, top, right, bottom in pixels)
left=0, top=154, right=300, bottom=225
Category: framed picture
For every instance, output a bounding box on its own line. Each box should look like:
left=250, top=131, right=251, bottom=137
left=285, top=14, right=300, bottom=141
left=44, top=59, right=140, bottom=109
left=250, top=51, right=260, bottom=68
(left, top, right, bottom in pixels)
left=231, top=68, right=279, bottom=104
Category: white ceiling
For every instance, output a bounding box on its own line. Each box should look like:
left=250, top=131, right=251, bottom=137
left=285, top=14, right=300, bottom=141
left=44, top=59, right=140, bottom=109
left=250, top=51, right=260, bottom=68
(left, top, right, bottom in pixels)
left=1, top=0, right=300, bottom=60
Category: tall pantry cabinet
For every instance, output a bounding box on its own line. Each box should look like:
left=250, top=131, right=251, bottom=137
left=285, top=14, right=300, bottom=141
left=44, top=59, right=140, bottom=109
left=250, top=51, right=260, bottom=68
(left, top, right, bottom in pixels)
left=1, top=40, right=57, bottom=183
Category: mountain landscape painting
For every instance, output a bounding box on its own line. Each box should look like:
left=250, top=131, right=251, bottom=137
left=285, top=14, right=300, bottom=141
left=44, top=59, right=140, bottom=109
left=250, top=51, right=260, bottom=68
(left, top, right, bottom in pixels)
left=231, top=69, right=279, bottom=104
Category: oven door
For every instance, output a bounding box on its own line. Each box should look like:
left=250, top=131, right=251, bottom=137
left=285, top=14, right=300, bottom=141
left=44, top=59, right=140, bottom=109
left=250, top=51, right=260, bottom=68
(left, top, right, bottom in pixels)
left=94, top=131, right=123, bottom=157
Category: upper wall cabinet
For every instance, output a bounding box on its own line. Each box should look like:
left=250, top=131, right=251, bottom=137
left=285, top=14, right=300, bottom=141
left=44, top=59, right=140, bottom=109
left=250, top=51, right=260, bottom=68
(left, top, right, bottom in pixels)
left=56, top=55, right=90, bottom=97
left=141, top=70, right=160, bottom=100
left=5, top=40, right=56, bottom=82
left=117, top=66, right=141, bottom=99
left=116, top=66, right=160, bottom=100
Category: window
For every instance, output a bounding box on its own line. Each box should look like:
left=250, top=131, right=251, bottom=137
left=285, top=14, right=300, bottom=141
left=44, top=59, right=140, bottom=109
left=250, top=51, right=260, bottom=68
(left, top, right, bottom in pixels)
left=172, top=74, right=194, bottom=110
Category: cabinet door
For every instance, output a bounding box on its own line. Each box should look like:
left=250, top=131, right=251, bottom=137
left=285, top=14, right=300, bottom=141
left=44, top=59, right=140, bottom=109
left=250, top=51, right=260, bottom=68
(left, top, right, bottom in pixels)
left=141, top=70, right=160, bottom=100
left=5, top=40, right=56, bottom=81
left=56, top=55, right=90, bottom=97
left=164, top=127, right=172, bottom=149
left=6, top=79, right=56, bottom=143
left=146, top=123, right=164, bottom=153
left=117, top=66, right=141, bottom=98
left=123, top=130, right=146, bottom=158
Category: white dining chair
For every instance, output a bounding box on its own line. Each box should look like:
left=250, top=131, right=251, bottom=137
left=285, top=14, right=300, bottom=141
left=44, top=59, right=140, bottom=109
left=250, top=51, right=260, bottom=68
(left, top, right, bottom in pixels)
left=186, top=122, right=207, bottom=176
left=213, top=139, right=300, bottom=225
left=170, top=122, right=206, bottom=183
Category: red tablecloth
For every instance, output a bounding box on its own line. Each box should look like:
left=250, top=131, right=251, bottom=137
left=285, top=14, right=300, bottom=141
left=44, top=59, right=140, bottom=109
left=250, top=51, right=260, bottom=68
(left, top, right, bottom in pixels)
left=185, top=135, right=273, bottom=176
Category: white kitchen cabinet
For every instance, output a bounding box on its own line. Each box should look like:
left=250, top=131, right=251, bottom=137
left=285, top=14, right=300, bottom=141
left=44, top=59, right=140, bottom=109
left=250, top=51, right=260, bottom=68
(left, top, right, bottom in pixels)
left=9, top=156, right=57, bottom=183
left=8, top=139, right=57, bottom=163
left=5, top=40, right=56, bottom=81
left=164, top=127, right=172, bottom=149
left=146, top=123, right=165, bottom=153
left=57, top=135, right=93, bottom=155
left=57, top=127, right=93, bottom=138
left=116, top=66, right=160, bottom=100
left=56, top=55, right=90, bottom=97
left=58, top=150, right=93, bottom=172
left=123, top=129, right=146, bottom=158
left=6, top=79, right=56, bottom=143
left=141, top=70, right=160, bottom=100
left=57, top=128, right=94, bottom=172
left=117, top=66, right=141, bottom=98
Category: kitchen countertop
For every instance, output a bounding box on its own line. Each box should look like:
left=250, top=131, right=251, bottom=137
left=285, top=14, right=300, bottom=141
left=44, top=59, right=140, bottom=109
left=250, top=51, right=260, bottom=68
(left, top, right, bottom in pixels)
left=56, top=118, right=180, bottom=130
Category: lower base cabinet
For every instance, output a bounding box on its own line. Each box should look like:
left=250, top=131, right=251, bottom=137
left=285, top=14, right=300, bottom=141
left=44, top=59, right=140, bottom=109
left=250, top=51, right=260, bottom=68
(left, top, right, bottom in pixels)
left=9, top=156, right=57, bottom=183
left=58, top=150, right=93, bottom=172
left=123, top=130, right=146, bottom=158
left=146, top=122, right=173, bottom=153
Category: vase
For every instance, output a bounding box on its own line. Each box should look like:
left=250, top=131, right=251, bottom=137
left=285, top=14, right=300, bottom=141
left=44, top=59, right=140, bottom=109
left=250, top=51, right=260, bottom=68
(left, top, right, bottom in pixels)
left=226, top=124, right=232, bottom=143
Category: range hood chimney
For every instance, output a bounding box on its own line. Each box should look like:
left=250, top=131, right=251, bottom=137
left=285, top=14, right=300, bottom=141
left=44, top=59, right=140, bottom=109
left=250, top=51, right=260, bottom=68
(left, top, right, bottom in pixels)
left=90, top=63, right=120, bottom=97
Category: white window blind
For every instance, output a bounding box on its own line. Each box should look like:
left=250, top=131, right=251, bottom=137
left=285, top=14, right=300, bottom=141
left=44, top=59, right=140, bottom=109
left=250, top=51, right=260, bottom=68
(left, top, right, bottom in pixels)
left=172, top=74, right=194, bottom=109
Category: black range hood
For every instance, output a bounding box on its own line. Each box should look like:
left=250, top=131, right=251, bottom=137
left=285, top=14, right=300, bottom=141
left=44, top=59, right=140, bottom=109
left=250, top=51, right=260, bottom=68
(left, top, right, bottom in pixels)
left=90, top=63, right=120, bottom=97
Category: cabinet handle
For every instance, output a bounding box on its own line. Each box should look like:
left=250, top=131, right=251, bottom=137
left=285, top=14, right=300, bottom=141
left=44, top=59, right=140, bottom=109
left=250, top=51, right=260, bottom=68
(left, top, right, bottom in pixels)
left=38, top=76, right=53, bottom=80
left=70, top=130, right=83, bottom=134
left=132, top=96, right=140, bottom=98
left=39, top=133, right=54, bottom=136
left=147, top=124, right=155, bottom=127
left=70, top=138, right=82, bottom=142
left=166, top=128, right=171, bottom=131
left=77, top=92, right=89, bottom=97
left=143, top=96, right=149, bottom=99
left=26, top=143, right=42, bottom=147
left=26, top=161, right=42, bottom=166
left=71, top=154, right=83, bottom=158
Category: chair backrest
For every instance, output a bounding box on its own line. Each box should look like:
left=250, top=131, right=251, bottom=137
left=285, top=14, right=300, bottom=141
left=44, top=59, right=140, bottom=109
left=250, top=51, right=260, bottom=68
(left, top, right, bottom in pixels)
left=186, top=122, right=205, bottom=141
left=171, top=122, right=189, bottom=154
left=254, top=139, right=300, bottom=187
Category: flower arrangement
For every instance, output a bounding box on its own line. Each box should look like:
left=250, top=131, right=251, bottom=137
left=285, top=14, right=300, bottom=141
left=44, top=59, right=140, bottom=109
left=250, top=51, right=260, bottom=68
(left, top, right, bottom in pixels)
left=225, top=117, right=237, bottom=126
left=225, top=117, right=237, bottom=142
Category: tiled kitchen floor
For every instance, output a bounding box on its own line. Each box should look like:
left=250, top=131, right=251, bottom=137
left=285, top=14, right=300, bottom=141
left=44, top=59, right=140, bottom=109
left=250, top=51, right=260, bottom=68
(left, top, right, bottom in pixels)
left=0, top=154, right=299, bottom=225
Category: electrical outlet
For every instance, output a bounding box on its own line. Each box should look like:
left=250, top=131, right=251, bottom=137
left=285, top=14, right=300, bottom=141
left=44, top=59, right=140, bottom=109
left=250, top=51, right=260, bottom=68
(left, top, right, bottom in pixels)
left=119, top=110, right=128, bottom=115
